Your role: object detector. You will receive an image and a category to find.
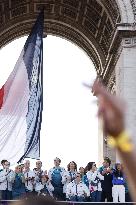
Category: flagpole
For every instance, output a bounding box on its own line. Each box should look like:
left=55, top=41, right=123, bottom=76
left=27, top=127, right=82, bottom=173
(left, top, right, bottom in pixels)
left=39, top=9, right=44, bottom=159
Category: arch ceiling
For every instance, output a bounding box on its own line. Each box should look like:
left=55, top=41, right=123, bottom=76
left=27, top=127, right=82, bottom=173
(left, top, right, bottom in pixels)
left=0, top=0, right=122, bottom=77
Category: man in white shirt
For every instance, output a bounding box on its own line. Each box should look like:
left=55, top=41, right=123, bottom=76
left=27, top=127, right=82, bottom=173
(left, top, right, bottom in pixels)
left=23, top=160, right=35, bottom=194
left=0, top=161, right=15, bottom=200
left=66, top=172, right=90, bottom=201
left=33, top=160, right=47, bottom=193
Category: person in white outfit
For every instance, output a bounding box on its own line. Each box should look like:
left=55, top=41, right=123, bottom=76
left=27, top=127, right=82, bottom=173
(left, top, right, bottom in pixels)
left=86, top=162, right=104, bottom=202
left=62, top=161, right=77, bottom=198
left=0, top=161, right=15, bottom=200
left=35, top=174, right=54, bottom=197
left=0, top=159, right=9, bottom=200
left=79, top=167, right=89, bottom=188
left=33, top=160, right=47, bottom=193
left=112, top=163, right=125, bottom=202
left=66, top=172, right=90, bottom=202
left=23, top=160, right=35, bottom=195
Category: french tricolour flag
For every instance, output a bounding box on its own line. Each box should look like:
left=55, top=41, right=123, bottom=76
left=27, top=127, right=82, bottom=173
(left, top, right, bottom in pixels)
left=0, top=10, right=44, bottom=164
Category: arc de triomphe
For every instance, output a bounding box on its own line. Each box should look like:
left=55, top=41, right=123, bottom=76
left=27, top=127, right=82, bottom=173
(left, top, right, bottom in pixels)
left=0, top=0, right=136, bottom=165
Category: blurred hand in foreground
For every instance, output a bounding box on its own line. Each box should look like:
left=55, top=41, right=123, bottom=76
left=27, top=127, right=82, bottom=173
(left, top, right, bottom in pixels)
left=92, top=79, right=125, bottom=137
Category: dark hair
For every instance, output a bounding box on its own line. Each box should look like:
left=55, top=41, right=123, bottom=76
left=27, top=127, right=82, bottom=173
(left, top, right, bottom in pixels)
left=54, top=157, right=61, bottom=163
left=104, top=157, right=111, bottom=166
left=1, top=159, right=8, bottom=165
left=79, top=167, right=85, bottom=175
left=42, top=175, right=49, bottom=180
left=76, top=172, right=82, bottom=178
left=85, top=162, right=95, bottom=171
left=114, top=163, right=123, bottom=178
left=67, top=161, right=77, bottom=171
left=36, top=161, right=42, bottom=164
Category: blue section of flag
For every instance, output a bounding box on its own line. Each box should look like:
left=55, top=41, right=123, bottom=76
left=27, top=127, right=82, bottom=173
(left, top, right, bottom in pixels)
left=18, top=10, right=44, bottom=163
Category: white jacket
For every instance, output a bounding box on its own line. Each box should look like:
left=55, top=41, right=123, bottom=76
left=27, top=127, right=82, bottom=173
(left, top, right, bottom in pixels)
left=87, top=170, right=104, bottom=191
left=35, top=181, right=54, bottom=196
left=33, top=169, right=44, bottom=190
left=33, top=169, right=44, bottom=182
left=0, top=169, right=15, bottom=191
left=24, top=170, right=35, bottom=191
left=62, top=171, right=77, bottom=193
left=66, top=180, right=90, bottom=199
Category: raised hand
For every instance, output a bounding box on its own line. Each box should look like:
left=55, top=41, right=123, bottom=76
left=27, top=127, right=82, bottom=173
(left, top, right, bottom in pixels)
left=92, top=79, right=125, bottom=137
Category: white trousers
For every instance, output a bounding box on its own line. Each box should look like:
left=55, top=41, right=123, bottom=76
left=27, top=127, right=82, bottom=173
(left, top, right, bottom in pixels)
left=112, top=185, right=125, bottom=202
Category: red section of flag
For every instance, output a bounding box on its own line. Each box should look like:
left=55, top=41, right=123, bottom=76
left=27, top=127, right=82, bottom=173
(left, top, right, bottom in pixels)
left=0, top=86, right=4, bottom=109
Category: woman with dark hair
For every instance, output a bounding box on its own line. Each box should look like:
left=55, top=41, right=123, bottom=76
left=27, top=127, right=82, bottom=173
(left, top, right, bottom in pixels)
left=79, top=167, right=89, bottom=188
left=86, top=162, right=104, bottom=202
left=85, top=162, right=95, bottom=172
left=112, top=163, right=125, bottom=202
left=62, top=161, right=77, bottom=199
left=67, top=161, right=77, bottom=172
left=86, top=162, right=95, bottom=187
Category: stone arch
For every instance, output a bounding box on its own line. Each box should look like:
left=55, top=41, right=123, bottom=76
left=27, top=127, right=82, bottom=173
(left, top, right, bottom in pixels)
left=0, top=0, right=122, bottom=79
left=0, top=0, right=135, bottom=165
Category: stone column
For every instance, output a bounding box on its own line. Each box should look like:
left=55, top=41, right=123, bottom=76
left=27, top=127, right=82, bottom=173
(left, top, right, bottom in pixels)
left=100, top=73, right=116, bottom=165
left=98, top=119, right=104, bottom=166
left=116, top=37, right=136, bottom=144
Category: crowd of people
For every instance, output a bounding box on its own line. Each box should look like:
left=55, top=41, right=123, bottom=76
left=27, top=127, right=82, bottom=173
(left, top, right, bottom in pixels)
left=0, top=157, right=131, bottom=203
left=0, top=78, right=136, bottom=203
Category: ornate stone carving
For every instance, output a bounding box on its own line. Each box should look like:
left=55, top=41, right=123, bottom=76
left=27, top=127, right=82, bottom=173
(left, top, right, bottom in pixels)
left=0, top=0, right=121, bottom=76
left=122, top=37, right=136, bottom=47
left=107, top=71, right=116, bottom=94
left=130, top=0, right=136, bottom=19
